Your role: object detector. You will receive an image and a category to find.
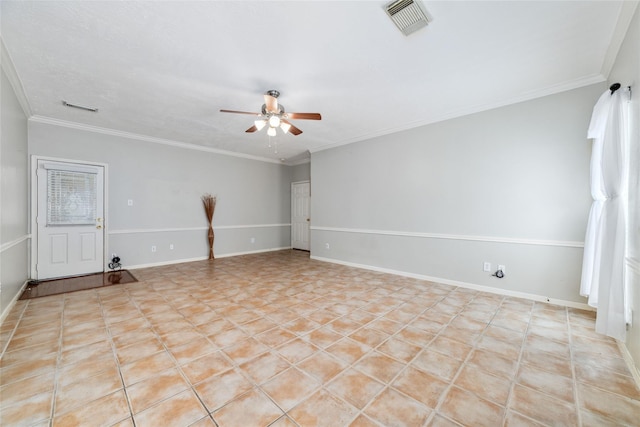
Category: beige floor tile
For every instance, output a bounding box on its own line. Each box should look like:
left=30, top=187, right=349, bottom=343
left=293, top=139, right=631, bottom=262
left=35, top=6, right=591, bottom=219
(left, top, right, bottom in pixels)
left=120, top=350, right=177, bottom=386
left=575, top=363, right=640, bottom=399
left=57, top=354, right=119, bottom=387
left=364, top=387, right=432, bottom=427
left=354, top=351, right=405, bottom=384
left=326, top=338, right=371, bottom=364
left=261, top=367, right=321, bottom=411
left=127, top=367, right=190, bottom=414
left=275, top=338, right=319, bottom=363
left=115, top=337, right=165, bottom=365
left=412, top=349, right=462, bottom=381
left=297, top=351, right=348, bottom=383
left=194, top=368, right=254, bottom=412
left=577, top=382, right=640, bottom=426
left=133, top=389, right=208, bottom=427
left=169, top=337, right=218, bottom=365
left=239, top=350, right=291, bottom=384
left=212, top=388, right=284, bottom=427
left=516, top=363, right=574, bottom=402
left=288, top=389, right=359, bottom=427
left=55, top=368, right=124, bottom=416
left=455, top=364, right=511, bottom=406
left=223, top=337, right=270, bottom=365
left=181, top=350, right=234, bottom=385
left=392, top=366, right=449, bottom=408
left=440, top=386, right=505, bottom=427
left=327, top=368, right=385, bottom=410
left=428, top=335, right=473, bottom=361
left=2, top=251, right=636, bottom=426
left=0, top=390, right=52, bottom=426
left=0, top=372, right=55, bottom=409
left=509, top=384, right=578, bottom=426
left=0, top=352, right=57, bottom=385
left=52, top=389, right=130, bottom=427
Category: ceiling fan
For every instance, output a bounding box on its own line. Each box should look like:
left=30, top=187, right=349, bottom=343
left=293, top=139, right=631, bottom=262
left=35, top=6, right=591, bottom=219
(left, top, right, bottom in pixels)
left=220, top=90, right=321, bottom=136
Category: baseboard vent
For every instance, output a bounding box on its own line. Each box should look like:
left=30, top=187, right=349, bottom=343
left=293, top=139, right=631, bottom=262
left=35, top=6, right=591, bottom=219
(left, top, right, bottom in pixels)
left=385, top=0, right=433, bottom=36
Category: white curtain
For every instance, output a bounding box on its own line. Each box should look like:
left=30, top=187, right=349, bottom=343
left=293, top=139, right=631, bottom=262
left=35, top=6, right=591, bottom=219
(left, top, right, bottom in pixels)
left=580, top=88, right=628, bottom=341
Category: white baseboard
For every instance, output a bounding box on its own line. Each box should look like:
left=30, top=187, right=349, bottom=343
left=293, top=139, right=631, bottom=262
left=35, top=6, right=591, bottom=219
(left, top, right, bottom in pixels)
left=127, top=247, right=292, bottom=270
left=617, top=340, right=640, bottom=390
left=0, top=279, right=30, bottom=326
left=311, top=255, right=593, bottom=311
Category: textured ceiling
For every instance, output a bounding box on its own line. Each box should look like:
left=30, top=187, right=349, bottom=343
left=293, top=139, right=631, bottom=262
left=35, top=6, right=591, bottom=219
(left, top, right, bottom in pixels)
left=1, top=1, right=633, bottom=164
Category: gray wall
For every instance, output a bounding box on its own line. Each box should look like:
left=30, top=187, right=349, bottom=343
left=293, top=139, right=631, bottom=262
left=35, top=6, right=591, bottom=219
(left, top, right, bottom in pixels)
left=0, top=67, right=29, bottom=320
left=311, top=83, right=604, bottom=304
left=29, top=122, right=292, bottom=269
left=291, top=162, right=310, bottom=182
left=608, top=5, right=640, bottom=380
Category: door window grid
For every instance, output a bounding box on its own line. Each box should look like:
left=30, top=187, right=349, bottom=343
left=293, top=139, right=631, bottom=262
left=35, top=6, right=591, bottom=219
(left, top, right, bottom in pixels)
left=47, top=169, right=97, bottom=226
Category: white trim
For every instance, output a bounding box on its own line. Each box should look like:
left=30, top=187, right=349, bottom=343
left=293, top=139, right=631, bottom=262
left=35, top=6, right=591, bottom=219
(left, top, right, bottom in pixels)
left=0, top=279, right=30, bottom=326
left=311, top=255, right=593, bottom=311
left=0, top=38, right=32, bottom=117
left=0, top=235, right=30, bottom=253
left=310, top=74, right=606, bottom=154
left=626, top=257, right=640, bottom=275
left=29, top=115, right=282, bottom=165
left=126, top=247, right=291, bottom=270
left=108, top=224, right=291, bottom=235
left=617, top=340, right=640, bottom=392
left=600, top=1, right=640, bottom=78
left=311, top=226, right=584, bottom=248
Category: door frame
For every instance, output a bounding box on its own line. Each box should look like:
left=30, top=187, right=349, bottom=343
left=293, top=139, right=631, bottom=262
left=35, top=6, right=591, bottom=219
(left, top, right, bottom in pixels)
left=30, top=155, right=109, bottom=279
left=291, top=180, right=311, bottom=251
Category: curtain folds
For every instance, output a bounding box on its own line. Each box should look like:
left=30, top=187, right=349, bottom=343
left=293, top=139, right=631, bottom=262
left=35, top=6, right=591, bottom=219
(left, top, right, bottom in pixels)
left=580, top=88, right=628, bottom=342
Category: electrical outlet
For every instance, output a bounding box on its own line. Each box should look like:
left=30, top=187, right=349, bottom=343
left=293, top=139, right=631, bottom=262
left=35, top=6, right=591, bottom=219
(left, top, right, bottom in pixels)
left=325, top=243, right=330, bottom=250
left=151, top=245, right=156, bottom=252
left=250, top=237, right=255, bottom=244
left=498, top=264, right=506, bottom=273
left=483, top=262, right=491, bottom=272
left=127, top=199, right=133, bottom=206
left=169, top=244, right=174, bottom=250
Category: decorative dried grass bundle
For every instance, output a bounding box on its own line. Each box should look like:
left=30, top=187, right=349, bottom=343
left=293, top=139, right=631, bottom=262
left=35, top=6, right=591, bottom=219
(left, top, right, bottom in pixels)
left=201, top=193, right=217, bottom=259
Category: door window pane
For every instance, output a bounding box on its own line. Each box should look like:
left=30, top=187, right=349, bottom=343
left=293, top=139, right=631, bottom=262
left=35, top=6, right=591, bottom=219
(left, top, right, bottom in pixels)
left=47, top=169, right=97, bottom=225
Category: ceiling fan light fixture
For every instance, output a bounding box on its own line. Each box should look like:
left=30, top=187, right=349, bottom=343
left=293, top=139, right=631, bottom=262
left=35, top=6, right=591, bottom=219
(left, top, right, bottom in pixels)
left=280, top=122, right=292, bottom=134
left=254, top=119, right=267, bottom=131
left=269, top=115, right=281, bottom=128
left=267, top=127, right=277, bottom=137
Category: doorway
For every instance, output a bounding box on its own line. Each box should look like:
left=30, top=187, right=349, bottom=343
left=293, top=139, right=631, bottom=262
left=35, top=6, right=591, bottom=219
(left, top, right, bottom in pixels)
left=33, top=158, right=106, bottom=280
left=291, top=181, right=310, bottom=251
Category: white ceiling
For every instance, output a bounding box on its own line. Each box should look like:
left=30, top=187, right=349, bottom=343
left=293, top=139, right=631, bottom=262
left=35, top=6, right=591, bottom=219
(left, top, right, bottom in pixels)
left=1, top=1, right=634, bottom=164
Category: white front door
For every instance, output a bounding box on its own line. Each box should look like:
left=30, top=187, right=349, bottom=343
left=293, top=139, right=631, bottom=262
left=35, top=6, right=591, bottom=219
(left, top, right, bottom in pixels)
left=291, top=181, right=310, bottom=250
left=36, top=160, right=105, bottom=279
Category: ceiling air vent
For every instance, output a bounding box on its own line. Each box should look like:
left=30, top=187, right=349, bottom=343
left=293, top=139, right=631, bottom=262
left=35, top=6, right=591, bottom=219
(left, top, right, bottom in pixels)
left=385, top=0, right=433, bottom=36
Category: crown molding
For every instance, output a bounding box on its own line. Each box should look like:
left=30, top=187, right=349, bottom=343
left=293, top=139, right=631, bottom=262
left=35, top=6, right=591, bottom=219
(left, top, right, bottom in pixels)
left=1, top=37, right=33, bottom=117
left=310, top=74, right=606, bottom=154
left=600, top=1, right=639, bottom=78
left=29, top=115, right=284, bottom=165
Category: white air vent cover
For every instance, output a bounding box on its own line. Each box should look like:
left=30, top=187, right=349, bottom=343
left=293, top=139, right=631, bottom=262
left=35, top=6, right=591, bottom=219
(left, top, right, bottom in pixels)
left=385, top=0, right=433, bottom=36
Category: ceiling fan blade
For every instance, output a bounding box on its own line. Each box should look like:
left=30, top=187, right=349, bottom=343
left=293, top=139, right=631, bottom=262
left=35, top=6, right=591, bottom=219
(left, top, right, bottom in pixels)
left=245, top=125, right=258, bottom=133
left=286, top=112, right=322, bottom=120
left=282, top=120, right=303, bottom=135
left=264, top=94, right=278, bottom=113
left=220, top=109, right=261, bottom=116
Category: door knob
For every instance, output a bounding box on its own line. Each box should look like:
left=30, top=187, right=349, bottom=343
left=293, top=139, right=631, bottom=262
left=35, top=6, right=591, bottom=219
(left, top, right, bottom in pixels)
left=96, top=225, right=102, bottom=229
left=96, top=218, right=102, bottom=222
left=306, top=218, right=310, bottom=222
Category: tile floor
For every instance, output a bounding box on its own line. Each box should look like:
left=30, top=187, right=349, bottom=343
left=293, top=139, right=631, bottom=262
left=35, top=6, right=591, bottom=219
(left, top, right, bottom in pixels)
left=1, top=250, right=639, bottom=426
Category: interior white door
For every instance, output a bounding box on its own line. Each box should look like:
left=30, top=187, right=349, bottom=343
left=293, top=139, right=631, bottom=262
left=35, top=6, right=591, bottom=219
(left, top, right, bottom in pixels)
left=291, top=181, right=310, bottom=250
left=36, top=160, right=105, bottom=279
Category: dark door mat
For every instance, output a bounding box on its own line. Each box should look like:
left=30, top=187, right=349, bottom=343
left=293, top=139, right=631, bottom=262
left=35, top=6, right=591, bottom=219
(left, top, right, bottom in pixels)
left=20, top=270, right=138, bottom=300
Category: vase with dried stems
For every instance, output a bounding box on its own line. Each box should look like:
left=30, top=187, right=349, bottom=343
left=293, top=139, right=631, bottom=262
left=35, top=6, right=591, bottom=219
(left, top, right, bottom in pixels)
left=201, top=193, right=217, bottom=259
